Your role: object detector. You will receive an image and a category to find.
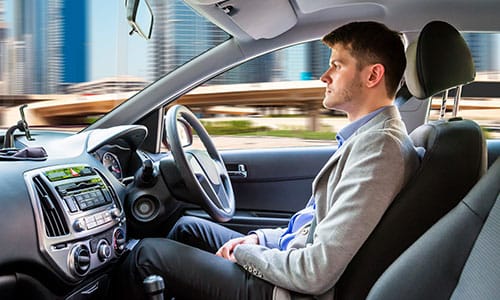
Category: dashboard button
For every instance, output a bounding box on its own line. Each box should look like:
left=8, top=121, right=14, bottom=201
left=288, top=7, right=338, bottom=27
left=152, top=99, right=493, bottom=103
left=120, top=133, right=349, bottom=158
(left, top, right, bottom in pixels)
left=64, top=196, right=78, bottom=212
left=86, top=221, right=97, bottom=229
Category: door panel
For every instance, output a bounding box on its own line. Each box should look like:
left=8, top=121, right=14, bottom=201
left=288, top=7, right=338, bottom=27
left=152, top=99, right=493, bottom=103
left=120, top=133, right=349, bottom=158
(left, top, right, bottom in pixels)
left=185, top=146, right=335, bottom=233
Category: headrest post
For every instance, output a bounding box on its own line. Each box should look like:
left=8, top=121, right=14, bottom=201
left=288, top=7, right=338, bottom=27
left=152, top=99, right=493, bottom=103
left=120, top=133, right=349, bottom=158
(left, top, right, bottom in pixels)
left=424, top=98, right=432, bottom=123
left=452, top=85, right=463, bottom=117
left=439, top=89, right=449, bottom=120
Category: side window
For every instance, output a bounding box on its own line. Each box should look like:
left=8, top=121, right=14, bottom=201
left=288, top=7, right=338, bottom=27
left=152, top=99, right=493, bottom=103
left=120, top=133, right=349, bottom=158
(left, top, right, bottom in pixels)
left=429, top=32, right=500, bottom=140
left=177, top=41, right=348, bottom=150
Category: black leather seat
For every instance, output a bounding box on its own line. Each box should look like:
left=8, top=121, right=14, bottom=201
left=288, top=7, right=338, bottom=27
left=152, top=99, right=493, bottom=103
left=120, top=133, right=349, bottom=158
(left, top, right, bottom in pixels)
left=367, top=157, right=500, bottom=300
left=334, top=21, right=486, bottom=300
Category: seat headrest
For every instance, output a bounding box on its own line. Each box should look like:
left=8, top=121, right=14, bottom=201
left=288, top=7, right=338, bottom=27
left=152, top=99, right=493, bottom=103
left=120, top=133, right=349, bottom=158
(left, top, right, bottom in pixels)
left=405, top=21, right=475, bottom=99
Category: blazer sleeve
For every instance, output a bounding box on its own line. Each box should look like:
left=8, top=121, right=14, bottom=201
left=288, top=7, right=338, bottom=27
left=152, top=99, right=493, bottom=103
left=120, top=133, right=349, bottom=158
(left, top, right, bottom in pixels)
left=233, top=130, right=416, bottom=295
left=251, top=228, right=285, bottom=249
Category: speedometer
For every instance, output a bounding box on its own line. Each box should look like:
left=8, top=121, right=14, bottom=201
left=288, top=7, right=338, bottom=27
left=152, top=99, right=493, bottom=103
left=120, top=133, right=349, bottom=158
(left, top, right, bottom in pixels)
left=102, top=152, right=123, bottom=180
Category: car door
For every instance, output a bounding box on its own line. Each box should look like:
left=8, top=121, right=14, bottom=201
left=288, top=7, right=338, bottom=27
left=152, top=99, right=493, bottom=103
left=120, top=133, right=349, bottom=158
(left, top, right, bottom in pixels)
left=184, top=146, right=335, bottom=233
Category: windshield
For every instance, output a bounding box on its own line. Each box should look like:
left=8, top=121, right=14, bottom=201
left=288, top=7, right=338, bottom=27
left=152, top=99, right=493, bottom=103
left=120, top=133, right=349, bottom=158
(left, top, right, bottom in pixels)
left=0, top=0, right=227, bottom=130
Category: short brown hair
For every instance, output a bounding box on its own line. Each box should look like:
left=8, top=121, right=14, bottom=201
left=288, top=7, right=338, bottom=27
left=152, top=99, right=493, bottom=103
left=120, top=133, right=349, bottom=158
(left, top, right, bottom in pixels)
left=322, top=21, right=405, bottom=98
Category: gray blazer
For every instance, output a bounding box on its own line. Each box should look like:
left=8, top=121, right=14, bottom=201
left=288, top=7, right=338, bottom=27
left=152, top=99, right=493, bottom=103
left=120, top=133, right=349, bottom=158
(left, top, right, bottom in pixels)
left=234, top=106, right=420, bottom=300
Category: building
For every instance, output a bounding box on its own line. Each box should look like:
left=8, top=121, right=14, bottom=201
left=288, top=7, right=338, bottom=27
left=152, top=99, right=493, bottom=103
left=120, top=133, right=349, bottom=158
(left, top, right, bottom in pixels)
left=278, top=41, right=330, bottom=81
left=8, top=0, right=87, bottom=94
left=148, top=0, right=331, bottom=85
left=65, top=76, right=148, bottom=95
left=0, top=0, right=7, bottom=94
left=149, top=0, right=287, bottom=85
left=149, top=0, right=227, bottom=81
left=7, top=40, right=28, bottom=95
left=463, top=33, right=497, bottom=72
left=61, top=1, right=87, bottom=84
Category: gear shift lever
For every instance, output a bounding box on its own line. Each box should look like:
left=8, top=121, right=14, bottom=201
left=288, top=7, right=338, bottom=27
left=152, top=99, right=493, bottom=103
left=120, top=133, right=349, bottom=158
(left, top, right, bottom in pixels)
left=143, top=275, right=165, bottom=300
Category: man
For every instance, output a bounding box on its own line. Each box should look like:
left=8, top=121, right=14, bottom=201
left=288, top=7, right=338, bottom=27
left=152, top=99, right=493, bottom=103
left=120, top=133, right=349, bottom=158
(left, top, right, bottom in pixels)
left=115, top=21, right=420, bottom=300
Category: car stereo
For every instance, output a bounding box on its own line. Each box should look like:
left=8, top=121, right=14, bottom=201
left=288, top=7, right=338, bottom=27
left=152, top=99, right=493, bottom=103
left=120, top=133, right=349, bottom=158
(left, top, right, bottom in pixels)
left=25, top=164, right=127, bottom=281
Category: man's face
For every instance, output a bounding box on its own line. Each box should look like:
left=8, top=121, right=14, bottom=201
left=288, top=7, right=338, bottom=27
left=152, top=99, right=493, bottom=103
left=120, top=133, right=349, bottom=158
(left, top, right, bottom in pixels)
left=320, top=44, right=363, bottom=112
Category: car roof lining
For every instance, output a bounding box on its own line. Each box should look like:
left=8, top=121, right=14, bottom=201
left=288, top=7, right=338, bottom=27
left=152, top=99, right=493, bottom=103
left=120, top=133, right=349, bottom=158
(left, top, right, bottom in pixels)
left=185, top=0, right=500, bottom=43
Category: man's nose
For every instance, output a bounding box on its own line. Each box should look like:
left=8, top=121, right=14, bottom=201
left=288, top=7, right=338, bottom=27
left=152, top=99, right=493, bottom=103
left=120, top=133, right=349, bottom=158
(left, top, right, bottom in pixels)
left=320, top=72, right=330, bottom=84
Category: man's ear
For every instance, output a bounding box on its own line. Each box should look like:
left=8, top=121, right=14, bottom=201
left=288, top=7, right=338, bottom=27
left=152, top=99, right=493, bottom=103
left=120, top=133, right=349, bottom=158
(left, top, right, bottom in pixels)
left=366, top=63, right=385, bottom=88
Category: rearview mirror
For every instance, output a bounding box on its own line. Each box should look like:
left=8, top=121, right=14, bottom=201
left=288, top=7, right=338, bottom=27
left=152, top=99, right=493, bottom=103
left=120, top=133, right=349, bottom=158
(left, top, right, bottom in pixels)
left=125, top=0, right=154, bottom=40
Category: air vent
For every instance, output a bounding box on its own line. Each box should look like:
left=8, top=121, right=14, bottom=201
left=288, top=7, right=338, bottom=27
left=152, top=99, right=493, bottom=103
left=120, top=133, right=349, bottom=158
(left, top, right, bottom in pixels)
left=33, top=175, right=69, bottom=237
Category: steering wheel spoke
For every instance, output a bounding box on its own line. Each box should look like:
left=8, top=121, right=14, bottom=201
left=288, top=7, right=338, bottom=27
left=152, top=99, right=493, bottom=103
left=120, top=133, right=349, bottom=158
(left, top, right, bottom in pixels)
left=165, top=105, right=235, bottom=222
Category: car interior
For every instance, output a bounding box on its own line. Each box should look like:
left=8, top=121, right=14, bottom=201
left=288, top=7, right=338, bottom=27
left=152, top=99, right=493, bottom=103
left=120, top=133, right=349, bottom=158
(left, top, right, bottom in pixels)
left=0, top=0, right=499, bottom=299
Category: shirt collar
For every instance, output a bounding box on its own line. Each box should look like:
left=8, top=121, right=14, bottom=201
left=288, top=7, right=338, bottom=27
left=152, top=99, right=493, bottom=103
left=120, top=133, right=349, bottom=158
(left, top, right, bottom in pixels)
left=336, top=106, right=390, bottom=147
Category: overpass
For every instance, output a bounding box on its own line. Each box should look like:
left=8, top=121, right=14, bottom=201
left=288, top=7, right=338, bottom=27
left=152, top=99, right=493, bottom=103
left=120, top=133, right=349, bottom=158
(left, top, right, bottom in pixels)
left=1, top=81, right=327, bottom=130
left=1, top=80, right=500, bottom=131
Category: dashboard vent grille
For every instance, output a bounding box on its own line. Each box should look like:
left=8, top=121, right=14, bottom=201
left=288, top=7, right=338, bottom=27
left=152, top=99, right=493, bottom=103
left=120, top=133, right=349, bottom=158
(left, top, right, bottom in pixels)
left=33, top=175, right=69, bottom=237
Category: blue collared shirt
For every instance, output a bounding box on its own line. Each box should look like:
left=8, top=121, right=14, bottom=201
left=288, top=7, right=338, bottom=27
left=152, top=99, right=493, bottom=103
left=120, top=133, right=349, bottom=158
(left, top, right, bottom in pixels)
left=277, top=106, right=390, bottom=250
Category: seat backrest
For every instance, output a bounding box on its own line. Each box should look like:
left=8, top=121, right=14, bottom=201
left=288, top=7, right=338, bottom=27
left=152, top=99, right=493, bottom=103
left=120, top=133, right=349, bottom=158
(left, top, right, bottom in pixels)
left=334, top=21, right=487, bottom=300
left=367, top=158, right=500, bottom=300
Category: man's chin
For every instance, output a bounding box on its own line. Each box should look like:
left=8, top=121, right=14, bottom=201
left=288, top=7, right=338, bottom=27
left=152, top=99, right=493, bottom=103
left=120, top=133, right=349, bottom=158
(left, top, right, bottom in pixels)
left=323, top=99, right=338, bottom=110
left=323, top=102, right=348, bottom=115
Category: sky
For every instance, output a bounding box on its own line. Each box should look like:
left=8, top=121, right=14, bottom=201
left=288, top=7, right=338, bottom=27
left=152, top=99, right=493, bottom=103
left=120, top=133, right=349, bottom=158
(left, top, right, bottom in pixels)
left=4, top=0, right=148, bottom=81
left=89, top=0, right=148, bottom=80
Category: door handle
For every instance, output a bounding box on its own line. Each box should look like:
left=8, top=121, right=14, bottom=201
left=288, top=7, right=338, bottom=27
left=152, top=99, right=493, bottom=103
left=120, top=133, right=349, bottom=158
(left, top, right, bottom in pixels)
left=227, top=164, right=247, bottom=178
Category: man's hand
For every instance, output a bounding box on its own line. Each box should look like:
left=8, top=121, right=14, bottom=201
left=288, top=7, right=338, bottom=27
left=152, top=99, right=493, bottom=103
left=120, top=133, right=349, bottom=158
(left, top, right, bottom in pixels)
left=216, top=234, right=259, bottom=262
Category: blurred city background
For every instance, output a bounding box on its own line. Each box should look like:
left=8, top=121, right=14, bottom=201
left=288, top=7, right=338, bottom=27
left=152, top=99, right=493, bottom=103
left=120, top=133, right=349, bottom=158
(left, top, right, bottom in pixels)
left=0, top=0, right=499, bottom=146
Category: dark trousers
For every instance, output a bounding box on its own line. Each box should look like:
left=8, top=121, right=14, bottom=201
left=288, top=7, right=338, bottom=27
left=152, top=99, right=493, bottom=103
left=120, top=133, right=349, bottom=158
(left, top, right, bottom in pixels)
left=114, top=216, right=275, bottom=300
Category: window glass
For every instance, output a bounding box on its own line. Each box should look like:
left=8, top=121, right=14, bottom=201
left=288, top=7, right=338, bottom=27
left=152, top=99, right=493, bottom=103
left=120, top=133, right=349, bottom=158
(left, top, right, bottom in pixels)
left=182, top=32, right=500, bottom=151
left=428, top=32, right=500, bottom=140
left=179, top=41, right=348, bottom=150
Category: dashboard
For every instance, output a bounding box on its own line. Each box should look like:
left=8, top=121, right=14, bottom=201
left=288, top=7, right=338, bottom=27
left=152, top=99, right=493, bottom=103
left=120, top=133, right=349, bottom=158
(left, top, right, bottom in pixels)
left=92, top=143, right=135, bottom=182
left=0, top=125, right=178, bottom=299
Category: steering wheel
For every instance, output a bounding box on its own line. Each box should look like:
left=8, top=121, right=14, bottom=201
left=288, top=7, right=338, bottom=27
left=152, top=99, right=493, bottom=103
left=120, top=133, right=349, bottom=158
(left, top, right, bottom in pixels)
left=165, top=105, right=235, bottom=222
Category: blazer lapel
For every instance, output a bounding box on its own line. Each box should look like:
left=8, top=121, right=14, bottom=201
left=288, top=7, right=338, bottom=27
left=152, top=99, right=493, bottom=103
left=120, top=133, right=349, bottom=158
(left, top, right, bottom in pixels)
left=312, top=145, right=344, bottom=191
left=311, top=106, right=401, bottom=191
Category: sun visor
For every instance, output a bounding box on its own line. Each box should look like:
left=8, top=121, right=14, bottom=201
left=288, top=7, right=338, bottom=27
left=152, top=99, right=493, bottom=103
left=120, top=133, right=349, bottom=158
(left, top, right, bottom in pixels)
left=186, top=0, right=297, bottom=39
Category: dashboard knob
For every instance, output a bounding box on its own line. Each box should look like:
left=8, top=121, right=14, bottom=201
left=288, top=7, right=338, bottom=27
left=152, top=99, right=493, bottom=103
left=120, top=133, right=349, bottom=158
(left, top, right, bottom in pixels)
left=73, top=219, right=86, bottom=232
left=113, top=228, right=126, bottom=255
left=69, top=244, right=91, bottom=276
left=97, top=240, right=111, bottom=261
left=108, top=207, right=121, bottom=219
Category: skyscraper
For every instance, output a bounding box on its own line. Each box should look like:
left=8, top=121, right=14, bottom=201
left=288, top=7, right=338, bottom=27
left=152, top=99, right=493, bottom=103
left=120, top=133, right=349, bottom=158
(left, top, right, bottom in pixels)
left=148, top=0, right=330, bottom=85
left=463, top=33, right=497, bottom=72
left=149, top=0, right=227, bottom=81
left=9, top=0, right=87, bottom=94
left=62, top=0, right=87, bottom=84
left=0, top=0, right=8, bottom=94
left=277, top=41, right=330, bottom=82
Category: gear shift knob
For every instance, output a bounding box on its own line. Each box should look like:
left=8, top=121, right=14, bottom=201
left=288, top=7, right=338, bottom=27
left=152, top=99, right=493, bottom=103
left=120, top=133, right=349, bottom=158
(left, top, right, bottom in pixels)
left=143, top=274, right=165, bottom=300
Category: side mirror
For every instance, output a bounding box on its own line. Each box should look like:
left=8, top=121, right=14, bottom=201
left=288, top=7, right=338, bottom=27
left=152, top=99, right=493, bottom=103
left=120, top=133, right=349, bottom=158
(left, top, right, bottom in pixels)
left=125, top=0, right=154, bottom=40
left=163, top=118, right=193, bottom=150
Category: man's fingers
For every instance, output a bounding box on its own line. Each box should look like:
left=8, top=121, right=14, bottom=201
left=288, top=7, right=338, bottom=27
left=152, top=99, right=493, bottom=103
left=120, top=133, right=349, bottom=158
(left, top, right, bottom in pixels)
left=216, top=236, right=251, bottom=260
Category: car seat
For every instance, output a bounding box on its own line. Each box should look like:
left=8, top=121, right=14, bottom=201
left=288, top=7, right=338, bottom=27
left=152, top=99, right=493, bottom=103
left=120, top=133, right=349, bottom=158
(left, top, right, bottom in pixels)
left=367, top=157, right=500, bottom=299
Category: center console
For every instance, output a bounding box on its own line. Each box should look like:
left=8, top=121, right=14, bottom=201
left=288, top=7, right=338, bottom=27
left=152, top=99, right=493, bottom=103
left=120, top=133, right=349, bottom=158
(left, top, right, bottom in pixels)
left=24, top=164, right=126, bottom=282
